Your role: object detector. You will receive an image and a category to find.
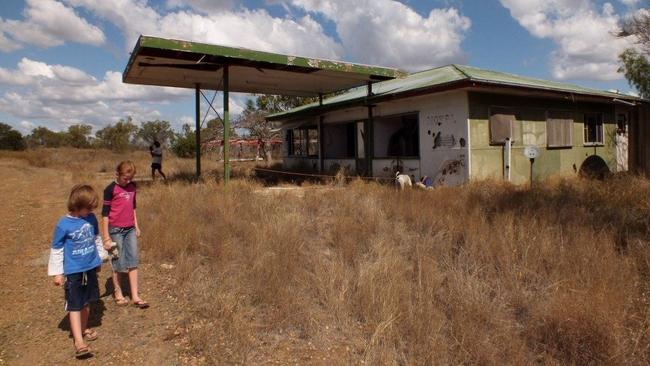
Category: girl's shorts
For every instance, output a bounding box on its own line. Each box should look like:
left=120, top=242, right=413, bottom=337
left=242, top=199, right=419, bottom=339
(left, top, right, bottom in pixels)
left=109, top=226, right=139, bottom=272
left=65, top=268, right=99, bottom=312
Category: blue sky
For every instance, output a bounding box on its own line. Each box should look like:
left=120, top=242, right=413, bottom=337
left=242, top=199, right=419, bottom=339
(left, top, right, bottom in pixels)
left=0, top=0, right=647, bottom=134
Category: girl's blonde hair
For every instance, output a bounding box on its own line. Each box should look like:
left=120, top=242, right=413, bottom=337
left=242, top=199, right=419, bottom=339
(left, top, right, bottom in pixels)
left=67, top=184, right=99, bottom=212
left=116, top=160, right=136, bottom=176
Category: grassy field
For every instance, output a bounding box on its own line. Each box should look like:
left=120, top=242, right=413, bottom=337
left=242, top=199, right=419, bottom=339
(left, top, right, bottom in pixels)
left=2, top=148, right=649, bottom=365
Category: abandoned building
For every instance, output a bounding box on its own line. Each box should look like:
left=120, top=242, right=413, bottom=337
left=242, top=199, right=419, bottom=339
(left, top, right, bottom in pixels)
left=268, top=64, right=648, bottom=185
left=121, top=36, right=649, bottom=184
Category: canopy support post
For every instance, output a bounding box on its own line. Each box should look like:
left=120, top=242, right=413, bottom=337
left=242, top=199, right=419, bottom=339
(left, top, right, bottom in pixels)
left=195, top=84, right=201, bottom=177
left=223, top=66, right=231, bottom=184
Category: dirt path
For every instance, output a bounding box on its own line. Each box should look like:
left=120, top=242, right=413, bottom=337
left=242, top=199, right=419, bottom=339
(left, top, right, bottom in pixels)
left=0, top=160, right=185, bottom=365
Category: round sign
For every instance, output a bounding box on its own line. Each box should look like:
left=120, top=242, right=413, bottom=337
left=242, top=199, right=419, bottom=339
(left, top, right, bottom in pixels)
left=523, top=146, right=540, bottom=159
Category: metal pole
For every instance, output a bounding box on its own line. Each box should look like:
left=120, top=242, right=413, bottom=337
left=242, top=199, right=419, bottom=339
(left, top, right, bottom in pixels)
left=366, top=105, right=374, bottom=177
left=504, top=137, right=511, bottom=181
left=223, top=66, right=230, bottom=184
left=318, top=115, right=324, bottom=172
left=195, top=84, right=201, bottom=177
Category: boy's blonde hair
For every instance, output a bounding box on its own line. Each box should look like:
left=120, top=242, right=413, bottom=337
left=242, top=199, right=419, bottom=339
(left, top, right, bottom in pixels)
left=67, top=184, right=99, bottom=212
left=116, top=160, right=136, bottom=176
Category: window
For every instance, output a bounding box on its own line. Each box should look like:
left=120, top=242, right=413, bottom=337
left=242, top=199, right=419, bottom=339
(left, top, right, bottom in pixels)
left=546, top=111, right=573, bottom=148
left=489, top=107, right=517, bottom=144
left=616, top=113, right=627, bottom=134
left=323, top=123, right=356, bottom=158
left=307, top=128, right=319, bottom=156
left=374, top=113, right=419, bottom=158
left=292, top=128, right=305, bottom=156
left=286, top=129, right=294, bottom=156
left=286, top=127, right=319, bottom=156
left=584, top=113, right=603, bottom=145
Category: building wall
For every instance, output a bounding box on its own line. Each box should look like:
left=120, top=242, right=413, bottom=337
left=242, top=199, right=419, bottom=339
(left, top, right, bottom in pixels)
left=281, top=91, right=470, bottom=185
left=368, top=91, right=470, bottom=185
left=468, top=92, right=617, bottom=184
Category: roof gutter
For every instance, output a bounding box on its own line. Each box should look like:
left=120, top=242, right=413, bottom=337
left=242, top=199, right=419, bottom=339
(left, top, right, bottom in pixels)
left=613, top=98, right=636, bottom=106
left=267, top=79, right=473, bottom=122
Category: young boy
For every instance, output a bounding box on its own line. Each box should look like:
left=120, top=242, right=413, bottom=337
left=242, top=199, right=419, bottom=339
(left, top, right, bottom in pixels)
left=48, top=184, right=102, bottom=358
left=102, top=161, right=149, bottom=308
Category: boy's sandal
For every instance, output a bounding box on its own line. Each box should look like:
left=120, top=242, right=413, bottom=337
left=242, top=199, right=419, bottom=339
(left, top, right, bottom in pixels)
left=83, top=329, right=98, bottom=341
left=114, top=297, right=129, bottom=306
left=132, top=300, right=150, bottom=309
left=74, top=345, right=91, bottom=359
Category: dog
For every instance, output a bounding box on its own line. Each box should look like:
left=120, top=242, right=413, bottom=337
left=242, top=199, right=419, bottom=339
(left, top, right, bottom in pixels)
left=395, top=171, right=412, bottom=190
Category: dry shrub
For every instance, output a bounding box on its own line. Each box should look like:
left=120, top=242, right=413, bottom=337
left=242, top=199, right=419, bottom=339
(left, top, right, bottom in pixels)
left=133, top=172, right=650, bottom=364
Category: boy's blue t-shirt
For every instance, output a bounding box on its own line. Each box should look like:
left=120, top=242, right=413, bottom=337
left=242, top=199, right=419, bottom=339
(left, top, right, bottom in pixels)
left=51, top=213, right=101, bottom=275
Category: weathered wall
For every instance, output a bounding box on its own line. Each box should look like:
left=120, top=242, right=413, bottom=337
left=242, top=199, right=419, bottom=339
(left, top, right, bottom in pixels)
left=369, top=91, right=470, bottom=184
left=468, top=92, right=617, bottom=184
left=323, top=158, right=356, bottom=174
left=281, top=91, right=470, bottom=184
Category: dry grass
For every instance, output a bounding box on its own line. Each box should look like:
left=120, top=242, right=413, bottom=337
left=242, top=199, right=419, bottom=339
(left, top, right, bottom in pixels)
left=8, top=148, right=650, bottom=364
left=142, top=175, right=649, bottom=363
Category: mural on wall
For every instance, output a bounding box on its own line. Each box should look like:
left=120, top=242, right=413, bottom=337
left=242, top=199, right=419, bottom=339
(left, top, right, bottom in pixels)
left=419, top=94, right=469, bottom=186
left=433, top=156, right=466, bottom=186
left=426, top=113, right=467, bottom=149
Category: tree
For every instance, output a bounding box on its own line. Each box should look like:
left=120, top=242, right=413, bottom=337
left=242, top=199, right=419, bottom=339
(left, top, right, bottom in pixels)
left=135, top=120, right=174, bottom=147
left=0, top=123, right=26, bottom=150
left=171, top=124, right=196, bottom=158
left=253, top=95, right=318, bottom=114
left=235, top=95, right=316, bottom=160
left=203, top=117, right=237, bottom=141
left=26, top=126, right=68, bottom=148
left=67, top=124, right=92, bottom=148
left=96, top=117, right=138, bottom=152
left=618, top=12, right=650, bottom=98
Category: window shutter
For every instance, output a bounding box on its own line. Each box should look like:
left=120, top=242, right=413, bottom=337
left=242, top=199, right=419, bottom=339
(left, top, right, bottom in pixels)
left=489, top=108, right=516, bottom=144
left=547, top=111, right=573, bottom=147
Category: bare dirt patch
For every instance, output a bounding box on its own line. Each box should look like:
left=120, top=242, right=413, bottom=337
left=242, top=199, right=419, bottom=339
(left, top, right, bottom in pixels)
left=0, top=160, right=183, bottom=365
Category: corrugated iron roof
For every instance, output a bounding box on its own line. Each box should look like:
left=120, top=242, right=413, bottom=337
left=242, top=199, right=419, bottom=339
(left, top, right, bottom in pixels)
left=268, top=64, right=643, bottom=120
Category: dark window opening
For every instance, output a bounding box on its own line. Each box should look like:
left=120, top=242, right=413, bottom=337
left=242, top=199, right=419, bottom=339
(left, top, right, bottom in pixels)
left=584, top=113, right=603, bottom=145
left=322, top=122, right=357, bottom=159
left=374, top=113, right=419, bottom=158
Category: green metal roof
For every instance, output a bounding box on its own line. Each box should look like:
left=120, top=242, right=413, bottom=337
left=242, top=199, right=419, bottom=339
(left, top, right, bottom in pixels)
left=123, top=35, right=407, bottom=96
left=268, top=64, right=643, bottom=120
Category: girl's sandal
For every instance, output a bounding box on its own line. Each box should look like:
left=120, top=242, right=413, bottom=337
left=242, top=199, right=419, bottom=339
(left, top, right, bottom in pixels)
left=74, top=345, right=91, bottom=359
left=114, top=296, right=129, bottom=306
left=83, top=329, right=98, bottom=341
left=132, top=300, right=150, bottom=309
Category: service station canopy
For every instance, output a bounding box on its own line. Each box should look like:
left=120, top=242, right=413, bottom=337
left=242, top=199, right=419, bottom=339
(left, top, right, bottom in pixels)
left=123, top=36, right=406, bottom=96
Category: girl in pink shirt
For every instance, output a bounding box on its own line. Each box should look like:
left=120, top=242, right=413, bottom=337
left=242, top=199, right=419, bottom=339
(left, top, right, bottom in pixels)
left=101, top=161, right=148, bottom=308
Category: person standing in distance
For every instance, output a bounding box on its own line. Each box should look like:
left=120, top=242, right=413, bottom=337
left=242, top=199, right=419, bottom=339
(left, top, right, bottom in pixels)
left=150, top=140, right=166, bottom=181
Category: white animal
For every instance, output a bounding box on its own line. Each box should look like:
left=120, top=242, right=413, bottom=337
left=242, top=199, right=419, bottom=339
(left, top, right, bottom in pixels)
left=395, top=171, right=412, bottom=190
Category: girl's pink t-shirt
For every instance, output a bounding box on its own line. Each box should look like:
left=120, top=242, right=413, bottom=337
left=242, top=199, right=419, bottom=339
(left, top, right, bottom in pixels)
left=101, top=181, right=136, bottom=227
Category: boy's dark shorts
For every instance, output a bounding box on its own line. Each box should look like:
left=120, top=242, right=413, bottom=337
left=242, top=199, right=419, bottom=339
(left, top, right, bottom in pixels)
left=151, top=163, right=162, bottom=170
left=64, top=268, right=99, bottom=312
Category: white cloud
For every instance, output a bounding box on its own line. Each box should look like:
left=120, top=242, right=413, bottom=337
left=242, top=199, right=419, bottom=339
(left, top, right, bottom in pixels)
left=17, top=120, right=36, bottom=134
left=0, top=58, right=96, bottom=85
left=619, top=0, right=641, bottom=8
left=0, top=58, right=191, bottom=132
left=286, top=0, right=471, bottom=71
left=165, top=0, right=238, bottom=14
left=499, top=0, right=637, bottom=80
left=65, top=0, right=343, bottom=59
left=0, top=0, right=105, bottom=52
